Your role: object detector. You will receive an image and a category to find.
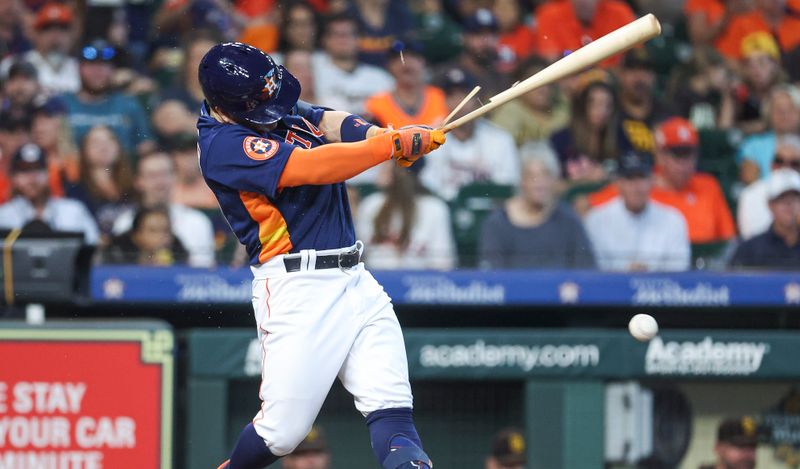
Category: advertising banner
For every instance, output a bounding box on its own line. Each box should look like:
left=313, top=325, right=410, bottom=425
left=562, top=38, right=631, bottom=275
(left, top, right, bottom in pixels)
left=93, top=266, right=800, bottom=307
left=0, top=322, right=174, bottom=469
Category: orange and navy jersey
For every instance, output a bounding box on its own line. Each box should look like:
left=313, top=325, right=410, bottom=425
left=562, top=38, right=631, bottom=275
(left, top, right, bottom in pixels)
left=198, top=103, right=355, bottom=266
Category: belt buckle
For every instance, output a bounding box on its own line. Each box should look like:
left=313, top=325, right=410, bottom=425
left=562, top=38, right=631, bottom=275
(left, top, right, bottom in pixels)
left=338, top=248, right=357, bottom=270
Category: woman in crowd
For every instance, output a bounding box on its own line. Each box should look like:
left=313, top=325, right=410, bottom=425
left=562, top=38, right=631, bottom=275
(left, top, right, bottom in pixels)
left=550, top=80, right=631, bottom=182
left=66, top=125, right=134, bottom=241
left=103, top=207, right=188, bottom=265
left=734, top=32, right=784, bottom=135
left=357, top=164, right=455, bottom=270
left=479, top=142, right=595, bottom=269
left=30, top=98, right=79, bottom=198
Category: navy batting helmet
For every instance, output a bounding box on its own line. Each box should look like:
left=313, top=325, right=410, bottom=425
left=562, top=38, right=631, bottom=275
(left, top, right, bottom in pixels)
left=199, top=42, right=301, bottom=126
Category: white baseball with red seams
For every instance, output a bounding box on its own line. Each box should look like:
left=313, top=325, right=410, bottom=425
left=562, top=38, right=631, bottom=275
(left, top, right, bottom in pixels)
left=628, top=314, right=659, bottom=342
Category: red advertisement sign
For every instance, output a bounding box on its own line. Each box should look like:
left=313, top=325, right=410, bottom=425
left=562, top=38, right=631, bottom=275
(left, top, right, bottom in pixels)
left=0, top=326, right=173, bottom=469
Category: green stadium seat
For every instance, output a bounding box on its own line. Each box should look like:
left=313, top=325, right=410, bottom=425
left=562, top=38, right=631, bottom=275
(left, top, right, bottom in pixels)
left=450, top=183, right=515, bottom=268
left=696, top=128, right=740, bottom=213
left=691, top=241, right=729, bottom=270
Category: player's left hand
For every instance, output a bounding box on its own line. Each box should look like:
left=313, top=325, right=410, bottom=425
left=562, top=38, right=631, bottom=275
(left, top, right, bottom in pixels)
left=392, top=125, right=446, bottom=167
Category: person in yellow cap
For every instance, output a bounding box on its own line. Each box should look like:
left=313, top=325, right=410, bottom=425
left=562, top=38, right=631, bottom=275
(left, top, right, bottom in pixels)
left=485, top=428, right=527, bottom=469
left=282, top=426, right=331, bottom=469
left=736, top=31, right=784, bottom=135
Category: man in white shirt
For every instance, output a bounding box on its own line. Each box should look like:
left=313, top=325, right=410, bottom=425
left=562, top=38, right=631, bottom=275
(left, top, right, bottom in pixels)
left=0, top=143, right=99, bottom=244
left=420, top=67, right=519, bottom=201
left=584, top=151, right=690, bottom=271
left=312, top=13, right=394, bottom=115
left=738, top=134, right=800, bottom=240
left=112, top=152, right=215, bottom=267
left=0, top=3, right=80, bottom=95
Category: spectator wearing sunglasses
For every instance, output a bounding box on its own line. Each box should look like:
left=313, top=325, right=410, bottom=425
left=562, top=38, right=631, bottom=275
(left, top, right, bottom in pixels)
left=0, top=3, right=79, bottom=95
left=60, top=39, right=155, bottom=158
left=738, top=134, right=800, bottom=240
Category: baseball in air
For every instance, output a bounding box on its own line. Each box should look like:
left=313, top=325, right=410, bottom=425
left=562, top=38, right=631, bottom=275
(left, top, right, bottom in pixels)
left=628, top=314, right=659, bottom=342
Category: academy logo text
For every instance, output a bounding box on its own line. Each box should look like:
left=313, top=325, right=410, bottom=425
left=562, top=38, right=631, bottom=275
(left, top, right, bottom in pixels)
left=419, top=340, right=600, bottom=371
left=645, top=336, right=769, bottom=376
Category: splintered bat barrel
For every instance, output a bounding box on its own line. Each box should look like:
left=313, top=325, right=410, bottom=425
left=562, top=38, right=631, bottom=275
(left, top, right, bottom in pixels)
left=440, top=13, right=661, bottom=133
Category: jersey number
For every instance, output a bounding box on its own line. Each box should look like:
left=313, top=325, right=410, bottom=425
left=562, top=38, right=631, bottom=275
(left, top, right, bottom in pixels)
left=285, top=131, right=312, bottom=149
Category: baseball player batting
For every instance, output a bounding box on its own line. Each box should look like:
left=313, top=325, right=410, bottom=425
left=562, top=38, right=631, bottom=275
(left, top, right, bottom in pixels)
left=197, top=42, right=444, bottom=469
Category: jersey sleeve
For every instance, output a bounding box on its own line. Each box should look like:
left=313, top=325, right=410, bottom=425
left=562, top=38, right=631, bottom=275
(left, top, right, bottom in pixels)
left=202, top=126, right=295, bottom=200
left=293, top=101, right=327, bottom=127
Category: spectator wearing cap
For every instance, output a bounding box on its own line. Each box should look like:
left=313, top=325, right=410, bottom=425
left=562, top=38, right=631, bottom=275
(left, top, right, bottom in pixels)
left=698, top=417, right=759, bottom=469
left=311, top=13, right=394, bottom=115
left=731, top=168, right=800, bottom=269
left=684, top=0, right=751, bottom=47
left=436, top=8, right=509, bottom=98
left=112, top=151, right=215, bottom=267
left=716, top=0, right=800, bottom=60
left=534, top=0, right=635, bottom=67
left=282, top=425, right=331, bottom=469
left=31, top=97, right=79, bottom=199
left=493, top=0, right=537, bottom=71
left=151, top=100, right=198, bottom=151
left=591, top=117, right=736, bottom=244
left=357, top=162, right=456, bottom=270
left=734, top=32, right=784, bottom=135
left=491, top=55, right=570, bottom=146
left=0, top=143, right=99, bottom=245
left=0, top=2, right=79, bottom=95
left=60, top=39, right=155, bottom=157
left=485, top=428, right=526, bottom=469
left=618, top=48, right=674, bottom=154
left=1, top=60, right=40, bottom=120
left=738, top=85, right=800, bottom=185
left=348, top=0, right=413, bottom=67
left=479, top=142, right=595, bottom=269
left=65, top=125, right=133, bottom=239
left=169, top=133, right=218, bottom=210
left=739, top=134, right=800, bottom=239
left=584, top=151, right=690, bottom=271
left=419, top=67, right=519, bottom=201
left=550, top=80, right=630, bottom=182
left=0, top=112, right=32, bottom=203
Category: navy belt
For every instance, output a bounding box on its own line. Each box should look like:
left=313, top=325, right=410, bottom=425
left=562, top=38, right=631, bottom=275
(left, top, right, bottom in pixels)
left=282, top=249, right=361, bottom=273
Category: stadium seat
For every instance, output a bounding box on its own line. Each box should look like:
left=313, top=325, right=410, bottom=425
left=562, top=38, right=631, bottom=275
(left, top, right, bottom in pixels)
left=696, top=128, right=741, bottom=214
left=450, top=183, right=515, bottom=268
left=690, top=241, right=730, bottom=270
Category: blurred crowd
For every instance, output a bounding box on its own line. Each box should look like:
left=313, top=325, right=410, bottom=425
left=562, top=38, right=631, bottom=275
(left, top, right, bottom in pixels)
left=0, top=0, right=799, bottom=272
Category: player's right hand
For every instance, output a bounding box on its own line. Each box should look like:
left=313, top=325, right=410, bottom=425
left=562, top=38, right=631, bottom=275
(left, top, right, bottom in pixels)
left=390, top=126, right=446, bottom=167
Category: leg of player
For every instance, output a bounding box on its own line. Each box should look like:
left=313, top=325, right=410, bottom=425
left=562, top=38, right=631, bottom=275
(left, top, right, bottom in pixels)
left=367, top=408, right=432, bottom=469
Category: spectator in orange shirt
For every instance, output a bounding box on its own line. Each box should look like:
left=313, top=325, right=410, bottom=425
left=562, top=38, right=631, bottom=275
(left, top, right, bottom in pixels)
left=364, top=39, right=447, bottom=129
left=716, top=0, right=800, bottom=60
left=0, top=112, right=32, bottom=204
left=494, top=0, right=537, bottom=68
left=684, top=0, right=751, bottom=47
left=590, top=117, right=736, bottom=244
left=534, top=0, right=635, bottom=67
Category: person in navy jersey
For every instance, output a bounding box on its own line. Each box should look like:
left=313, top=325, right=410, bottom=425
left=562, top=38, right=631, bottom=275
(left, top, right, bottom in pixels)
left=197, top=42, right=444, bottom=469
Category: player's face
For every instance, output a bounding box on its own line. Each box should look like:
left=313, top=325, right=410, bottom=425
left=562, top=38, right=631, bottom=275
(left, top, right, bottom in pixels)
left=618, top=175, right=652, bottom=214
left=769, top=192, right=800, bottom=229
left=716, top=442, right=756, bottom=469
left=281, top=452, right=330, bottom=469
left=323, top=20, right=358, bottom=60
left=770, top=90, right=800, bottom=134
left=12, top=169, right=49, bottom=201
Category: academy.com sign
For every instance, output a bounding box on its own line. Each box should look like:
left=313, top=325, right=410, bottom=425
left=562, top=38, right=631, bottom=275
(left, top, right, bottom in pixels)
left=419, top=340, right=600, bottom=372
left=645, top=336, right=769, bottom=376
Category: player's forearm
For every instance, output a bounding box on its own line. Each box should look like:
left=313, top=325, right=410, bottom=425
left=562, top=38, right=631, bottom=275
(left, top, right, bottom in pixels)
left=319, top=111, right=385, bottom=143
left=278, top=132, right=394, bottom=187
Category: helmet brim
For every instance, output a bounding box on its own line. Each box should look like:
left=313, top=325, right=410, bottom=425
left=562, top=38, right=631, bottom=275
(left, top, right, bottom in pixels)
left=233, top=67, right=301, bottom=126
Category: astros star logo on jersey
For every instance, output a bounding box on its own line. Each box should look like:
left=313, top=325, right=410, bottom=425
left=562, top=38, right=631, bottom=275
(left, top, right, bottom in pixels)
left=243, top=136, right=279, bottom=161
